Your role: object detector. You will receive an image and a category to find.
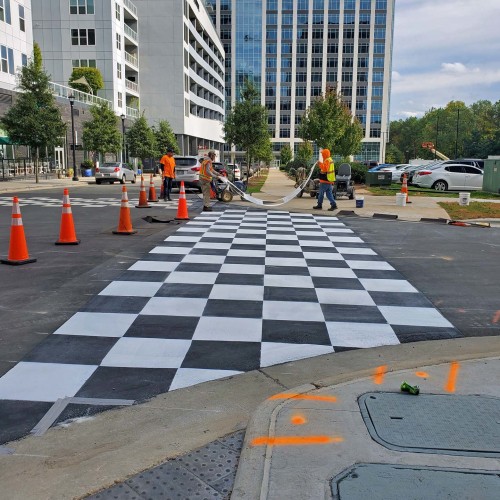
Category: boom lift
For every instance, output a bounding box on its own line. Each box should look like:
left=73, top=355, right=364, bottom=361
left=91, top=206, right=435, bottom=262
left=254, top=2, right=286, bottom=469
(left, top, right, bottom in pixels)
left=421, top=142, right=450, bottom=161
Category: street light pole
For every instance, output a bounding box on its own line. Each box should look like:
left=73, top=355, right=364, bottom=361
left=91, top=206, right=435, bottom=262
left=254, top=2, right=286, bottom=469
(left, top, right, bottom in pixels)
left=69, top=95, right=78, bottom=181
left=121, top=114, right=126, bottom=163
left=455, top=108, right=460, bottom=159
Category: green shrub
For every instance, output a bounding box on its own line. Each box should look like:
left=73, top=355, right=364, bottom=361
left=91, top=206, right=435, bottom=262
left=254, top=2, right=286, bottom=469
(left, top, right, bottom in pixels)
left=349, top=162, right=368, bottom=184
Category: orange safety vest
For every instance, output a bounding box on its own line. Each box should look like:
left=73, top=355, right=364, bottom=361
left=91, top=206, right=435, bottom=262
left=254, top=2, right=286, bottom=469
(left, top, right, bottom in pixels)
left=200, top=159, right=213, bottom=181
left=319, top=157, right=336, bottom=184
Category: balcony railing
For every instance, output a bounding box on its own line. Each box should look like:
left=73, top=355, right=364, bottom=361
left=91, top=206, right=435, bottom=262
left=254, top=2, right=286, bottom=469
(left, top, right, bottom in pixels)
left=126, top=106, right=139, bottom=119
left=49, top=82, right=112, bottom=108
left=123, top=0, right=138, bottom=17
left=125, top=51, right=139, bottom=68
left=124, top=24, right=138, bottom=42
left=125, top=79, right=139, bottom=93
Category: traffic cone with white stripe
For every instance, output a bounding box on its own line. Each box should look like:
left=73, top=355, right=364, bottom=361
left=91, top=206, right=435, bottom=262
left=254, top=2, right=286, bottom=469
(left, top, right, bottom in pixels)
left=401, top=174, right=412, bottom=204
left=175, top=181, right=190, bottom=220
left=1, top=197, right=37, bottom=265
left=113, top=185, right=137, bottom=235
left=135, top=176, right=150, bottom=208
left=148, top=174, right=159, bottom=203
left=55, top=188, right=80, bottom=245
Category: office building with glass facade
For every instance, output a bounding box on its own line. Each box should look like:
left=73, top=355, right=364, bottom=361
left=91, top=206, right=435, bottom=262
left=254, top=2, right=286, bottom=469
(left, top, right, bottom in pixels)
left=208, top=0, right=394, bottom=163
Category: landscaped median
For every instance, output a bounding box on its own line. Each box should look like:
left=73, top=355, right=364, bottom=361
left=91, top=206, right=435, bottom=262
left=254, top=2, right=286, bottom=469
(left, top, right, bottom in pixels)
left=366, top=184, right=500, bottom=220
left=246, top=168, right=269, bottom=194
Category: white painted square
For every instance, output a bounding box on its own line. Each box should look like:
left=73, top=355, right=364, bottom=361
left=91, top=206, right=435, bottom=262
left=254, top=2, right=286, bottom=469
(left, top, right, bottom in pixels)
left=220, top=264, right=265, bottom=275
left=316, top=288, right=376, bottom=306
left=360, top=279, right=418, bottom=293
left=314, top=216, right=339, bottom=221
left=323, top=228, right=354, bottom=234
left=54, top=312, right=137, bottom=337
left=265, top=257, right=307, bottom=267
left=182, top=254, right=226, bottom=264
left=326, top=322, right=400, bottom=348
left=99, top=281, right=162, bottom=297
left=128, top=261, right=180, bottom=272
left=379, top=306, right=453, bottom=327
left=141, top=297, right=208, bottom=316
left=0, top=362, right=97, bottom=402
left=227, top=249, right=266, bottom=258
left=346, top=260, right=395, bottom=271
left=335, top=247, right=377, bottom=255
left=263, top=301, right=324, bottom=321
left=232, top=238, right=266, bottom=245
left=264, top=274, right=314, bottom=288
left=165, top=272, right=218, bottom=284
left=238, top=229, right=267, bottom=235
left=187, top=221, right=213, bottom=226
left=101, top=338, right=192, bottom=368
left=266, top=234, right=298, bottom=240
left=193, top=317, right=262, bottom=342
left=150, top=246, right=192, bottom=255
left=328, top=236, right=364, bottom=243
left=165, top=236, right=202, bottom=243
left=177, top=227, right=206, bottom=233
left=203, top=232, right=235, bottom=239
left=260, top=343, right=333, bottom=368
left=169, top=368, right=243, bottom=391
left=299, top=240, right=335, bottom=248
left=308, top=267, right=357, bottom=278
left=209, top=284, right=264, bottom=301
left=211, top=225, right=240, bottom=230
left=266, top=244, right=301, bottom=252
left=194, top=242, right=232, bottom=250
left=303, top=252, right=344, bottom=261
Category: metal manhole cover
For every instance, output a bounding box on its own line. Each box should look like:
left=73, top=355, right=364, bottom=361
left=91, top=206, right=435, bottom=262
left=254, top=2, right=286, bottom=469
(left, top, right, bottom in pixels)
left=359, top=392, right=500, bottom=457
left=332, top=463, right=500, bottom=500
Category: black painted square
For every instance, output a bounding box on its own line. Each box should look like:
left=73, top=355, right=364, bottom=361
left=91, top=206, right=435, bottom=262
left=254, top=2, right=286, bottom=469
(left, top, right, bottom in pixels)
left=321, top=304, right=387, bottom=323
left=264, top=287, right=318, bottom=302
left=215, top=273, right=264, bottom=286
left=262, top=320, right=330, bottom=345
left=203, top=299, right=263, bottom=318
left=81, top=295, right=149, bottom=314
left=125, top=315, right=199, bottom=339
left=156, top=283, right=214, bottom=298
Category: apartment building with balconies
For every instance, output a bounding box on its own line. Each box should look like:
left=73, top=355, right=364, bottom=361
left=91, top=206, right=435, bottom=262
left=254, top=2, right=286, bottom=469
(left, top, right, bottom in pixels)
left=135, top=0, right=225, bottom=155
left=31, top=0, right=140, bottom=119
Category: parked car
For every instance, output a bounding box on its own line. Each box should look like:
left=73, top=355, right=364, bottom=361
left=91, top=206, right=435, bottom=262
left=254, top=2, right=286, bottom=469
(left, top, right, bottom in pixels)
left=400, top=162, right=442, bottom=185
left=412, top=163, right=483, bottom=191
left=378, top=164, right=411, bottom=183
left=448, top=158, right=485, bottom=170
left=95, top=162, right=137, bottom=184
left=363, top=160, right=379, bottom=168
left=212, top=161, right=230, bottom=179
left=173, top=156, right=203, bottom=192
left=240, top=164, right=254, bottom=178
left=226, top=163, right=241, bottom=181
left=368, top=163, right=394, bottom=172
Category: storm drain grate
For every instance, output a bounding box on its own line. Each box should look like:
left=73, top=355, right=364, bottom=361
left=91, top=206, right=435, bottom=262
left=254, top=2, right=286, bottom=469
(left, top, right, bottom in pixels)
left=359, top=392, right=500, bottom=457
left=331, top=463, right=500, bottom=500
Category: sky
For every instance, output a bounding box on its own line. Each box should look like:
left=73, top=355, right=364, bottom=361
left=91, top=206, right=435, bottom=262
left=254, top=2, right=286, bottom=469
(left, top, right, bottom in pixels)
left=390, top=0, right=500, bottom=121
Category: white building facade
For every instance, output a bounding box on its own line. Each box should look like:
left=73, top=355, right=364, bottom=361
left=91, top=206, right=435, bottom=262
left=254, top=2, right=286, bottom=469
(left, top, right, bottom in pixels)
left=0, top=0, right=33, bottom=91
left=208, top=0, right=395, bottom=163
left=135, top=0, right=225, bottom=155
left=31, top=0, right=139, bottom=118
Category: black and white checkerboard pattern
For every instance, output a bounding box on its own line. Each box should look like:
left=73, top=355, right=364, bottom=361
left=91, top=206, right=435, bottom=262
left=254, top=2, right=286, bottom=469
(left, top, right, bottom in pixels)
left=0, top=209, right=460, bottom=404
left=0, top=196, right=195, bottom=209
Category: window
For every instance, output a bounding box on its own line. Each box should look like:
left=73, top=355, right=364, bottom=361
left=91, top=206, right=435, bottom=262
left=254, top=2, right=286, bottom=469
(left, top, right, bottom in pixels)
left=72, top=59, right=96, bottom=67
left=117, top=62, right=122, bottom=79
left=70, top=0, right=95, bottom=15
left=360, top=0, right=371, bottom=9
left=372, top=86, right=383, bottom=96
left=0, top=45, right=13, bottom=74
left=371, top=101, right=382, bottom=111
left=373, top=71, right=384, bottom=82
left=117, top=92, right=123, bottom=108
left=18, top=4, right=24, bottom=31
left=359, top=13, right=371, bottom=25
left=371, top=114, right=382, bottom=124
left=0, top=0, right=11, bottom=24
left=21, top=53, right=27, bottom=66
left=71, top=28, right=95, bottom=45
left=116, top=33, right=121, bottom=50
left=373, top=57, right=385, bottom=68
left=296, top=87, right=307, bottom=97
left=115, top=2, right=120, bottom=20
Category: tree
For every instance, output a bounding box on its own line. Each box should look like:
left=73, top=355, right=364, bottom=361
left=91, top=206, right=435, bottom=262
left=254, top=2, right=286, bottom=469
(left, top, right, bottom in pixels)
left=385, top=143, right=404, bottom=164
left=224, top=80, right=270, bottom=181
left=1, top=43, right=65, bottom=182
left=298, top=88, right=363, bottom=157
left=69, top=67, right=104, bottom=95
left=153, top=120, right=179, bottom=155
left=82, top=102, right=122, bottom=160
left=254, top=139, right=274, bottom=165
left=296, top=141, right=314, bottom=165
left=280, top=144, right=293, bottom=167
left=126, top=114, right=157, bottom=166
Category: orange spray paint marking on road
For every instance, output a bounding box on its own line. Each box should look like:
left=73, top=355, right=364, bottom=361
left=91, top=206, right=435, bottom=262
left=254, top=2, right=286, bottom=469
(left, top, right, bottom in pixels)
left=492, top=310, right=500, bottom=324
left=373, top=365, right=387, bottom=385
left=291, top=415, right=307, bottom=425
left=268, top=393, right=337, bottom=403
left=251, top=436, right=343, bottom=447
left=415, top=371, right=429, bottom=378
left=444, top=361, right=460, bottom=393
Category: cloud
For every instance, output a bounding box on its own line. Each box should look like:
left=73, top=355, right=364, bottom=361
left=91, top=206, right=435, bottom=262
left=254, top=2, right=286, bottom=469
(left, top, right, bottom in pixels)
left=392, top=71, right=401, bottom=81
left=441, top=63, right=467, bottom=74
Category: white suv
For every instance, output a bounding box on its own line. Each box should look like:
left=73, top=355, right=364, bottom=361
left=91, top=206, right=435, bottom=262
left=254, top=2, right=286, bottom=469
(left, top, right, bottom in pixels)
left=226, top=163, right=241, bottom=181
left=173, top=156, right=203, bottom=192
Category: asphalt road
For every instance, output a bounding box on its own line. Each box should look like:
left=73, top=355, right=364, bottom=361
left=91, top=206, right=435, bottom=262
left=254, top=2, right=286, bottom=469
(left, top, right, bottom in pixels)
left=0, top=183, right=205, bottom=377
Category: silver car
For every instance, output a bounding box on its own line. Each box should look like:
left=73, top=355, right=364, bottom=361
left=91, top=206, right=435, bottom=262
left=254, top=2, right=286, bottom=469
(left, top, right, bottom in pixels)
left=173, top=156, right=202, bottom=192
left=95, top=162, right=137, bottom=185
left=413, top=163, right=483, bottom=191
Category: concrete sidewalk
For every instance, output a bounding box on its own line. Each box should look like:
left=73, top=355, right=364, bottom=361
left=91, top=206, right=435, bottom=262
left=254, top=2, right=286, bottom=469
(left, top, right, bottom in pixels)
left=0, top=175, right=97, bottom=194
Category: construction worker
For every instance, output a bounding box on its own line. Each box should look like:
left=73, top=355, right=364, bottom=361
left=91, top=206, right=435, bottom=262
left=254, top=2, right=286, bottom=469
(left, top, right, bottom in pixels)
left=199, top=151, right=220, bottom=211
left=160, top=148, right=176, bottom=201
left=313, top=148, right=338, bottom=211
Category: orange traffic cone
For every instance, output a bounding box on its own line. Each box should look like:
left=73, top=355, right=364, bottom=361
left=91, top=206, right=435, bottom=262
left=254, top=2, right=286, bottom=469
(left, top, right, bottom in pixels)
left=401, top=174, right=412, bottom=204
left=160, top=181, right=165, bottom=199
left=175, top=181, right=190, bottom=220
left=113, top=185, right=137, bottom=235
left=148, top=174, right=159, bottom=203
left=210, top=186, right=217, bottom=199
left=136, top=176, right=150, bottom=208
left=1, top=197, right=37, bottom=265
left=55, top=188, right=80, bottom=245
